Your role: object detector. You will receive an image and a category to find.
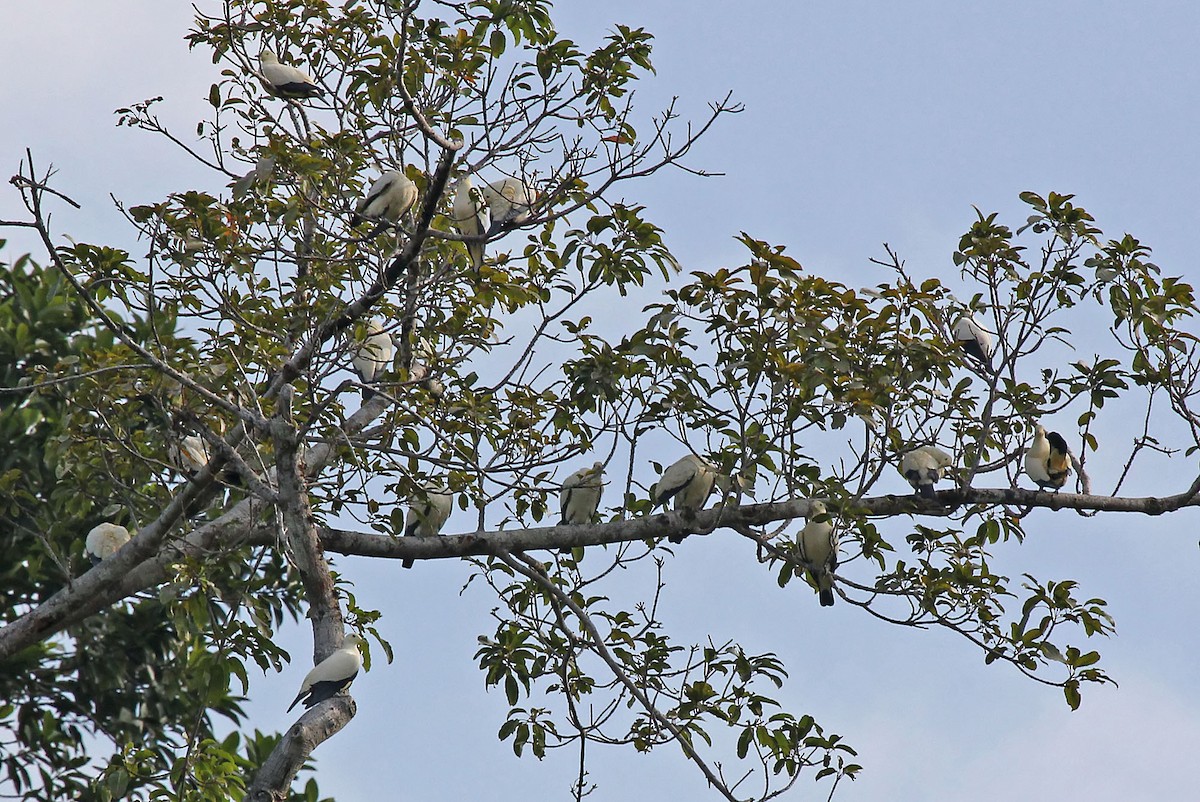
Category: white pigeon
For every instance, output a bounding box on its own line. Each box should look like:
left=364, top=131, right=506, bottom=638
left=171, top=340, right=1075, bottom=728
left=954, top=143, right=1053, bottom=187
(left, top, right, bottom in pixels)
left=169, top=430, right=243, bottom=487
left=653, top=454, right=717, bottom=544
left=451, top=175, right=490, bottom=269
left=560, top=461, right=605, bottom=526
left=952, top=315, right=996, bottom=373
left=798, top=501, right=838, bottom=607
left=1024, top=425, right=1070, bottom=491
left=85, top=523, right=132, bottom=565
left=898, top=445, right=954, bottom=499
left=403, top=487, right=453, bottom=569
left=170, top=435, right=211, bottom=477
left=259, top=50, right=323, bottom=99
left=351, top=320, right=395, bottom=400
left=480, top=177, right=537, bottom=235
left=352, top=170, right=418, bottom=228
left=286, top=635, right=367, bottom=712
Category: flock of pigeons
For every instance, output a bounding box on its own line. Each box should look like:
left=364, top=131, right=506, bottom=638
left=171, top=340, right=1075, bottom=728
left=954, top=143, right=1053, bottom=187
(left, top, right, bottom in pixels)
left=78, top=51, right=1080, bottom=707
left=264, top=48, right=537, bottom=267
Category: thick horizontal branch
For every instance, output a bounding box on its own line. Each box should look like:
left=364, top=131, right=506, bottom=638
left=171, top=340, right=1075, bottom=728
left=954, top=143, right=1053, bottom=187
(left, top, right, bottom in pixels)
left=312, top=484, right=1200, bottom=564
left=4, top=479, right=1191, bottom=661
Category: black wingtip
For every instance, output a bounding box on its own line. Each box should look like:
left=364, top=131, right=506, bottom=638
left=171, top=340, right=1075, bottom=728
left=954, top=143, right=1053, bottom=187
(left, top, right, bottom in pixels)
left=402, top=559, right=414, bottom=569
left=819, top=589, right=835, bottom=607
left=917, top=484, right=936, bottom=500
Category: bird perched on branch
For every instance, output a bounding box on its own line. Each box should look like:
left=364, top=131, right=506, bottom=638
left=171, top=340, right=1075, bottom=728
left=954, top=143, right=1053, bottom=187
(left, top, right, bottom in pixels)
left=287, top=635, right=367, bottom=712
left=402, top=487, right=453, bottom=569
left=558, top=461, right=604, bottom=554
left=351, top=320, right=395, bottom=401
left=653, top=454, right=717, bottom=544
left=85, top=523, right=131, bottom=565
left=168, top=428, right=244, bottom=489
left=953, top=315, right=996, bottom=373
left=451, top=175, right=490, bottom=270
left=481, top=177, right=538, bottom=235
left=351, top=170, right=418, bottom=230
left=169, top=434, right=211, bottom=478
left=1025, top=425, right=1071, bottom=491
left=798, top=501, right=838, bottom=607
left=560, top=462, right=605, bottom=526
left=258, top=50, right=323, bottom=99
left=898, top=445, right=954, bottom=499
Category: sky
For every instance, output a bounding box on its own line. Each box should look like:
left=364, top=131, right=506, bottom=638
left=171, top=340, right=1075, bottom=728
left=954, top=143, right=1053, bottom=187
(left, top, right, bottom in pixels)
left=3, top=2, right=1200, bottom=801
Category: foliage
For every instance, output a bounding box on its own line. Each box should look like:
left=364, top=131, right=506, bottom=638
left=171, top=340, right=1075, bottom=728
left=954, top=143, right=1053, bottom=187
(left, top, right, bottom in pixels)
left=2, top=1, right=1199, bottom=800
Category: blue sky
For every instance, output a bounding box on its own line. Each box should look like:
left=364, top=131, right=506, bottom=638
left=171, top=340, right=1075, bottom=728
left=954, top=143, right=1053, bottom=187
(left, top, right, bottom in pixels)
left=3, top=2, right=1199, bottom=800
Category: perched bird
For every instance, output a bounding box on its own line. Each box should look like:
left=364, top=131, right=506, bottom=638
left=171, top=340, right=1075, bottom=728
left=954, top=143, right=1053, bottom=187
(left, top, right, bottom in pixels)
left=953, top=315, right=996, bottom=373
left=422, top=377, right=446, bottom=400
left=169, top=431, right=243, bottom=488
left=560, top=462, right=605, bottom=526
left=403, top=487, right=453, bottom=569
left=286, top=635, right=367, bottom=713
left=352, top=320, right=395, bottom=401
left=85, top=523, right=132, bottom=566
left=481, top=177, right=537, bottom=235
left=451, top=176, right=490, bottom=270
left=1025, top=425, right=1071, bottom=490
left=898, top=445, right=954, bottom=499
left=351, top=170, right=418, bottom=229
left=409, top=338, right=445, bottom=399
left=259, top=50, right=323, bottom=99
left=169, top=435, right=211, bottom=477
left=798, top=501, right=838, bottom=607
left=653, top=454, right=717, bottom=544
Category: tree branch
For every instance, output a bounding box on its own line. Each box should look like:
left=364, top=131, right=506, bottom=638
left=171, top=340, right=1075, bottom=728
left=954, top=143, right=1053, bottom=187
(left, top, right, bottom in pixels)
left=243, top=697, right=356, bottom=802
left=497, top=550, right=739, bottom=802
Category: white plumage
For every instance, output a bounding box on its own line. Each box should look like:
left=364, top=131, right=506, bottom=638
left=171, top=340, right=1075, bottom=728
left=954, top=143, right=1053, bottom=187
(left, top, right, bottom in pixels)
left=654, top=454, right=717, bottom=544
left=952, top=315, right=996, bottom=373
left=403, top=487, right=453, bottom=568
left=560, top=462, right=604, bottom=526
left=480, top=177, right=537, bottom=234
left=352, top=170, right=418, bottom=228
left=287, top=635, right=366, bottom=712
left=259, top=50, right=323, bottom=99
left=654, top=454, right=717, bottom=511
left=351, top=320, right=395, bottom=400
left=1025, top=425, right=1070, bottom=490
left=898, top=445, right=954, bottom=499
left=170, top=435, right=211, bottom=477
left=451, top=176, right=490, bottom=270
left=85, top=522, right=131, bottom=565
left=798, top=501, right=838, bottom=607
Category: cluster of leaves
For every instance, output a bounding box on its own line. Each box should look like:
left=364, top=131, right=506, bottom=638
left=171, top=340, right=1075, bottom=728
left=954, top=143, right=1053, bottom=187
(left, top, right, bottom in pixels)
left=475, top=553, right=860, bottom=795
left=0, top=248, right=318, bottom=800
left=4, top=0, right=1200, bottom=800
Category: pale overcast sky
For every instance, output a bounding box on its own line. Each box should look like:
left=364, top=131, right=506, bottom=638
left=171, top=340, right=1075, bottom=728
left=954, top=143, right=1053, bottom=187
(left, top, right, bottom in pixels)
left=2, top=3, right=1199, bottom=801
